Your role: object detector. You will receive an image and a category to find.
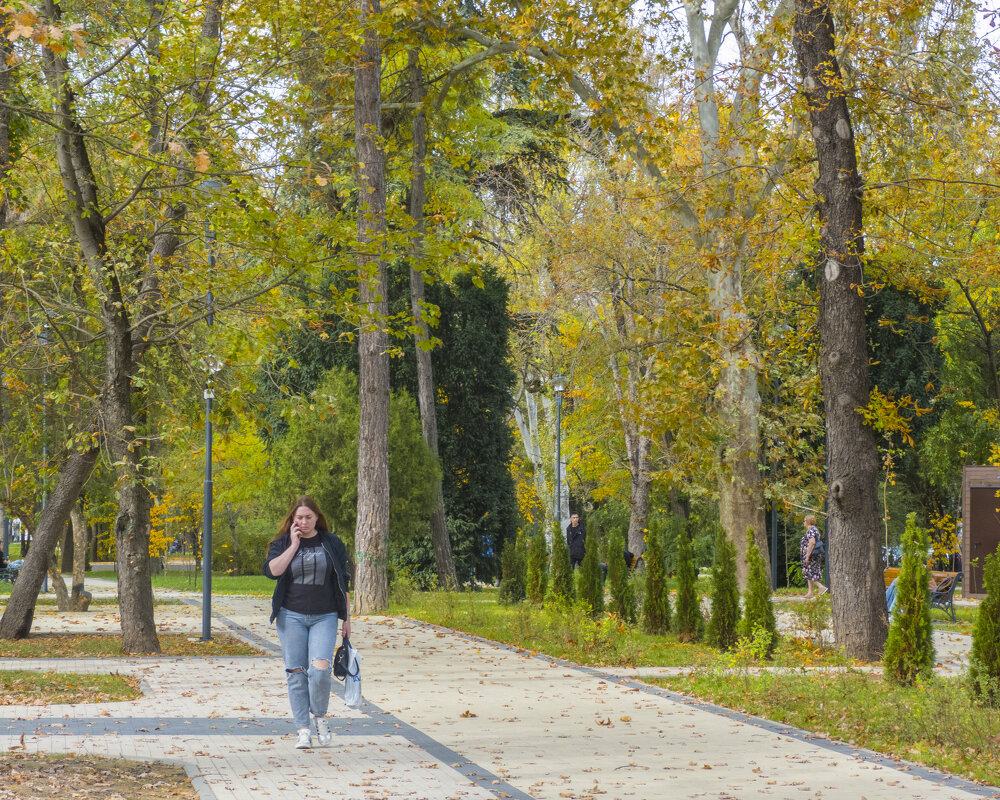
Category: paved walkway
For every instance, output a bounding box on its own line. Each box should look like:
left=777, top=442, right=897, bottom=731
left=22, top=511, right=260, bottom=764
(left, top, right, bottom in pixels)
left=0, top=586, right=996, bottom=800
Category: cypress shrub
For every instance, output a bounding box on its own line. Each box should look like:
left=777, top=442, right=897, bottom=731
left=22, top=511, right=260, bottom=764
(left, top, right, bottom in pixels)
left=498, top=533, right=527, bottom=605
left=738, top=529, right=778, bottom=656
left=549, top=521, right=575, bottom=602
left=577, top=524, right=604, bottom=616
left=607, top=530, right=637, bottom=623
left=674, top=522, right=701, bottom=642
left=884, top=513, right=934, bottom=685
left=526, top=525, right=549, bottom=604
left=641, top=527, right=671, bottom=634
left=706, top=527, right=740, bottom=651
left=969, top=552, right=1000, bottom=705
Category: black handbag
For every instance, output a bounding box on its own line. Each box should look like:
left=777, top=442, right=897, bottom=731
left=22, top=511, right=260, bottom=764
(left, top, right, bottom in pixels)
left=334, top=637, right=351, bottom=680
left=813, top=539, right=825, bottom=558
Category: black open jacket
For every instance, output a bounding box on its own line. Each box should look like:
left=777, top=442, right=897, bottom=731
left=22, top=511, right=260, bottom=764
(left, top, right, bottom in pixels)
left=264, top=530, right=352, bottom=623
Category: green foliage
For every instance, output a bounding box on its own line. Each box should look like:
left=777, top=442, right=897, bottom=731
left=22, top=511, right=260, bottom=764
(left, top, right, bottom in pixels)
left=577, top=525, right=605, bottom=616
left=526, top=526, right=549, bottom=604
left=674, top=522, right=702, bottom=642
left=498, top=532, right=528, bottom=605
left=641, top=527, right=671, bottom=635
left=884, top=513, right=934, bottom=686
left=607, top=530, right=637, bottom=624
left=706, top=527, right=740, bottom=651
left=739, top=530, right=778, bottom=657
left=787, top=595, right=832, bottom=647
left=260, top=269, right=517, bottom=583
left=268, top=368, right=438, bottom=563
left=210, top=516, right=273, bottom=576
left=548, top=522, right=575, bottom=602
left=969, top=553, right=1000, bottom=705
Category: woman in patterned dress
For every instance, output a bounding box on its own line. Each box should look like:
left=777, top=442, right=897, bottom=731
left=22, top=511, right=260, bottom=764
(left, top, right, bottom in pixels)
left=800, top=514, right=827, bottom=599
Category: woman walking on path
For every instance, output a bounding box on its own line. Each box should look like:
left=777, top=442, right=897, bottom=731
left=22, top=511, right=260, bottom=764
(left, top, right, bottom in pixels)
left=265, top=496, right=352, bottom=749
left=800, top=514, right=827, bottom=599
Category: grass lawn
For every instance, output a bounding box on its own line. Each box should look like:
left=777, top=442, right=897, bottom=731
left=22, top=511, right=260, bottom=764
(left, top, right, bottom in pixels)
left=0, top=670, right=140, bottom=704
left=0, top=753, right=199, bottom=800
left=391, top=590, right=853, bottom=669
left=655, top=671, right=1000, bottom=786
left=0, top=633, right=262, bottom=658
left=85, top=570, right=273, bottom=595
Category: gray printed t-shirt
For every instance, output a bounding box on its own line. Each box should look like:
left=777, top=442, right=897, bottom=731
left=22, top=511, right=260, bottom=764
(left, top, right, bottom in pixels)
left=283, top=536, right=336, bottom=615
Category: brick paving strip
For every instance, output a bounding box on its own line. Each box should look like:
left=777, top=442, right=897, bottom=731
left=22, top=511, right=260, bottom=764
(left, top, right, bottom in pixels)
left=0, top=588, right=996, bottom=800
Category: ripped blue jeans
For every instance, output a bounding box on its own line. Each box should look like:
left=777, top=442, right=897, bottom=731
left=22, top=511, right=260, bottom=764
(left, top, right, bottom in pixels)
left=276, top=608, right=339, bottom=729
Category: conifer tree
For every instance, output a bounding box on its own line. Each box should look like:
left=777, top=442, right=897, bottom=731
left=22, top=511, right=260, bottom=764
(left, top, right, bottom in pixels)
left=526, top=525, right=548, bottom=604
left=577, top=524, right=604, bottom=616
left=607, top=530, right=637, bottom=623
left=674, top=522, right=701, bottom=642
left=738, top=529, right=778, bottom=656
left=707, top=526, right=740, bottom=651
left=641, top=527, right=671, bottom=634
left=970, top=552, right=1000, bottom=705
left=549, top=521, right=575, bottom=602
left=884, top=513, right=934, bottom=685
left=498, top=533, right=527, bottom=605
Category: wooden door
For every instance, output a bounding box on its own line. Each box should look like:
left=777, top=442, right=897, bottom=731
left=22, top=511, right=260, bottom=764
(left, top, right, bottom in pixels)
left=968, top=486, right=1000, bottom=595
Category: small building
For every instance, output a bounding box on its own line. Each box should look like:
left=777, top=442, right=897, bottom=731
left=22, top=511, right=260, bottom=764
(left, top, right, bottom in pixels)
left=961, top=465, right=1000, bottom=599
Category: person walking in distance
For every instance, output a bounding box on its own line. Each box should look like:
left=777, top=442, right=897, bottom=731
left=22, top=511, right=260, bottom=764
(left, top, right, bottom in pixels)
left=566, top=512, right=587, bottom=569
left=265, top=496, right=352, bottom=749
left=800, top=514, right=827, bottom=600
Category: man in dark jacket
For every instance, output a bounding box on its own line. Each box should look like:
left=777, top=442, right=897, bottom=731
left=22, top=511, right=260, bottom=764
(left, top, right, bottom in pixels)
left=566, top=513, right=586, bottom=569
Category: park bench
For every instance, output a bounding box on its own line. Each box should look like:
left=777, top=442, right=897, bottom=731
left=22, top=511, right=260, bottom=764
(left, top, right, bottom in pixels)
left=883, top=567, right=961, bottom=622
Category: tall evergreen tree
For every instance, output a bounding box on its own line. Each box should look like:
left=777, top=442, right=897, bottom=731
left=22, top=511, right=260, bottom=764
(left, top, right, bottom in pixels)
left=577, top=525, right=604, bottom=616
left=969, top=552, right=1000, bottom=705
left=498, top=532, right=527, bottom=605
left=549, top=522, right=575, bottom=602
left=526, top=525, right=549, bottom=604
left=607, top=530, right=637, bottom=623
left=738, top=530, right=778, bottom=656
left=674, top=522, right=701, bottom=642
left=641, top=528, right=671, bottom=635
left=707, top=527, right=740, bottom=651
left=884, top=513, right=934, bottom=686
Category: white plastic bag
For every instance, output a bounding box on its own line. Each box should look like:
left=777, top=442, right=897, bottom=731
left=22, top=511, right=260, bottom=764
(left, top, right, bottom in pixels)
left=343, top=642, right=362, bottom=708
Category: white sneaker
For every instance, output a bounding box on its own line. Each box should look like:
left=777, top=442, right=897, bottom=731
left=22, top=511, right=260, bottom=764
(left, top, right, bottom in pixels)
left=315, top=716, right=332, bottom=746
left=295, top=728, right=312, bottom=749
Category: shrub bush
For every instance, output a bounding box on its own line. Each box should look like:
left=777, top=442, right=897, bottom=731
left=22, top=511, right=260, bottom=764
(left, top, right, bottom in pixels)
left=498, top=533, right=527, bottom=605
left=738, top=529, right=777, bottom=657
left=641, top=527, right=670, bottom=634
left=549, top=522, right=575, bottom=602
left=884, top=513, right=934, bottom=686
left=577, top=524, right=604, bottom=616
left=607, top=530, right=637, bottom=624
left=970, top=552, right=1000, bottom=705
left=674, top=521, right=702, bottom=642
left=526, top=525, right=549, bottom=604
left=707, top=527, right=739, bottom=651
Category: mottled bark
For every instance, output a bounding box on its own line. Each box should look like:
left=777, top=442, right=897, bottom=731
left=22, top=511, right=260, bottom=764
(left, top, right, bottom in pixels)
left=353, top=0, right=390, bottom=613
left=69, top=502, right=90, bottom=610
left=408, top=49, right=457, bottom=590
left=794, top=0, right=886, bottom=659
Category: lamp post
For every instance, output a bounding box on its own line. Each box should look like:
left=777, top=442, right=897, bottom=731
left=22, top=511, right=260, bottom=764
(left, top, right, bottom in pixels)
left=552, top=374, right=566, bottom=534
left=199, top=179, right=223, bottom=642
left=40, top=323, right=50, bottom=594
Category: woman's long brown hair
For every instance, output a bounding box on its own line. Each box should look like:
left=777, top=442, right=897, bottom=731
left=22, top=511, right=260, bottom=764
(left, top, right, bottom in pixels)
left=273, top=495, right=331, bottom=540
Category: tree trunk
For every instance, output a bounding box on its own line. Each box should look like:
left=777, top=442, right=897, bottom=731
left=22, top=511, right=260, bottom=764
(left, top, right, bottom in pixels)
left=794, top=0, right=886, bottom=660
left=105, top=312, right=159, bottom=653
left=60, top=521, right=73, bottom=573
left=69, top=502, right=90, bottom=610
left=47, top=550, right=71, bottom=611
left=353, top=0, right=390, bottom=613
left=0, top=445, right=99, bottom=638
left=407, top=49, right=458, bottom=590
